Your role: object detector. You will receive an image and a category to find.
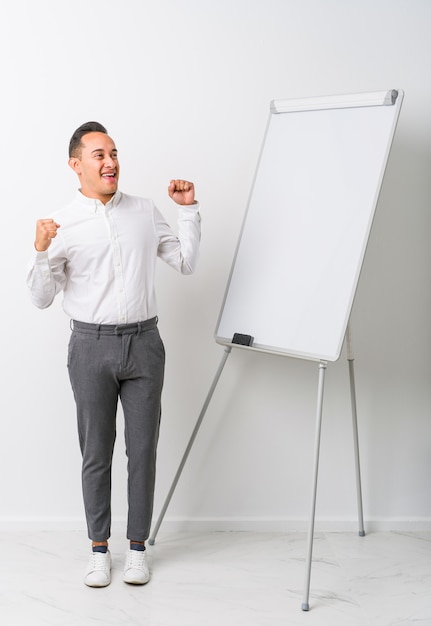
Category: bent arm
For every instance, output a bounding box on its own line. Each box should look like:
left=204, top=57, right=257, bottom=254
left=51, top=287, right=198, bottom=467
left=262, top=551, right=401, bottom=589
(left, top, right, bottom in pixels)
left=156, top=203, right=201, bottom=274
left=27, top=248, right=67, bottom=309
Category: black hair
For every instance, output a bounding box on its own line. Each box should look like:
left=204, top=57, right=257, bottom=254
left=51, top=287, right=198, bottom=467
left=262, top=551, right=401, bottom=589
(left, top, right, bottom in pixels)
left=69, top=121, right=108, bottom=158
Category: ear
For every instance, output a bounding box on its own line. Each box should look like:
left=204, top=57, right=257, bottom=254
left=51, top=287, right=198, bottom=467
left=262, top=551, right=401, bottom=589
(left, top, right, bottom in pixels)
left=68, top=157, right=82, bottom=175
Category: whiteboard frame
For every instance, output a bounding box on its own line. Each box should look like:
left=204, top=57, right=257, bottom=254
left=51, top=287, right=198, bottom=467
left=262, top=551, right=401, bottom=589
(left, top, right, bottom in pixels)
left=215, top=89, right=404, bottom=362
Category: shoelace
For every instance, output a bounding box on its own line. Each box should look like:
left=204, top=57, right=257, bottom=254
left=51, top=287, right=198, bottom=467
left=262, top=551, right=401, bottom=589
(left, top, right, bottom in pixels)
left=89, top=552, right=110, bottom=571
left=126, top=550, right=146, bottom=569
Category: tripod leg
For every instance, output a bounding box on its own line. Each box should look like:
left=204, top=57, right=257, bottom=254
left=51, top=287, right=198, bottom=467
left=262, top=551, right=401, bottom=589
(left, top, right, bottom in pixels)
left=301, top=360, right=327, bottom=611
left=346, top=325, right=365, bottom=536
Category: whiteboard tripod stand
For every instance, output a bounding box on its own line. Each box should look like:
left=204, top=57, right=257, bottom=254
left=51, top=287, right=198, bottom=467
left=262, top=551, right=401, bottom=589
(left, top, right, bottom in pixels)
left=148, top=322, right=365, bottom=612
left=150, top=88, right=403, bottom=610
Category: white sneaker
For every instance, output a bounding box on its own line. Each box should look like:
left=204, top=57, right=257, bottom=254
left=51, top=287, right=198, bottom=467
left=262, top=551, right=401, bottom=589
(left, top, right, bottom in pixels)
left=123, top=548, right=150, bottom=584
left=84, top=550, right=111, bottom=587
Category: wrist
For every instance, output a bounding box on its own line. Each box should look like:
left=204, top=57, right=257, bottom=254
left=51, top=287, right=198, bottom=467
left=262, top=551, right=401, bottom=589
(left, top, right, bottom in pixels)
left=34, top=242, right=48, bottom=252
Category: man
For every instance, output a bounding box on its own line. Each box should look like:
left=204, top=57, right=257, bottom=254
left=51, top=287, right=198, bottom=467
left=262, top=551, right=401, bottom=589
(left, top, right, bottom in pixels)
left=27, top=121, right=201, bottom=587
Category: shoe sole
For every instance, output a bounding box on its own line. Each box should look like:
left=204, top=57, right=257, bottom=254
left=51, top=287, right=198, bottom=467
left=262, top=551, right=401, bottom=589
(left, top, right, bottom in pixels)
left=123, top=573, right=150, bottom=585
left=84, top=578, right=111, bottom=587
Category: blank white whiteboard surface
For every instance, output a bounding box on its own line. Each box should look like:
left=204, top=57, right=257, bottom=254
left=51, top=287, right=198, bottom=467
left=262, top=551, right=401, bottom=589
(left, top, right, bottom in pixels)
left=215, top=90, right=404, bottom=362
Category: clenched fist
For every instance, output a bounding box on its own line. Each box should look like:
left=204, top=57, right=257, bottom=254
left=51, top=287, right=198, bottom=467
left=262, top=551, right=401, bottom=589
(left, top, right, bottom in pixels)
left=34, top=219, right=61, bottom=252
left=168, top=180, right=196, bottom=206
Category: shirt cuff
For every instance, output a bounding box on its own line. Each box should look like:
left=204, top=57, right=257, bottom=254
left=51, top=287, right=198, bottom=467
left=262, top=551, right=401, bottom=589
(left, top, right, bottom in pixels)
left=178, top=202, right=201, bottom=220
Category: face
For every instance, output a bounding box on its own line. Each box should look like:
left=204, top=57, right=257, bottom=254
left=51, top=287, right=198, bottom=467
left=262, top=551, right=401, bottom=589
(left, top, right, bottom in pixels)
left=68, top=132, right=120, bottom=203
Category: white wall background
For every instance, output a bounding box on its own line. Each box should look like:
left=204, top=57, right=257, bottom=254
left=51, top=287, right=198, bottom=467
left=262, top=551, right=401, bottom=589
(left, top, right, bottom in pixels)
left=1, top=0, right=430, bottom=533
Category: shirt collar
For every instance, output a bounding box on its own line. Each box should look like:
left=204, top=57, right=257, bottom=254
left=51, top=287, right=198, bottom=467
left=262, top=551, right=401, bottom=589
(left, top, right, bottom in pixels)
left=76, top=189, right=122, bottom=212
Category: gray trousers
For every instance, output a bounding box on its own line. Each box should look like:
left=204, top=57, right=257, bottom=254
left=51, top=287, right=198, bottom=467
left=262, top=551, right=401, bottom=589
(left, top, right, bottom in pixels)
left=67, top=317, right=165, bottom=542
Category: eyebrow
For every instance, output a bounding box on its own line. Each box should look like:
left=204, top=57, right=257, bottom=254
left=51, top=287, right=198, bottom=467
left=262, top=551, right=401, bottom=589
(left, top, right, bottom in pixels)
left=90, top=148, right=118, bottom=154
left=90, top=148, right=118, bottom=155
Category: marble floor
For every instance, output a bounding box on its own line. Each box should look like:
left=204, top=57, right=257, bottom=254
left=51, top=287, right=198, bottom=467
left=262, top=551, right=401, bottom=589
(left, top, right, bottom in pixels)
left=0, top=529, right=430, bottom=625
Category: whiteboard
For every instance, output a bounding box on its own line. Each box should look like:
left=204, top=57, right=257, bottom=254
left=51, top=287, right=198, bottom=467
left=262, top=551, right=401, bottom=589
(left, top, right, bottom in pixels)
left=215, top=90, right=404, bottom=362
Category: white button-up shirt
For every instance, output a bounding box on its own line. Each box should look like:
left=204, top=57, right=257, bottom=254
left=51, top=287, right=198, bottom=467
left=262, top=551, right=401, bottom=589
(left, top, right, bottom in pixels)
left=27, top=190, right=201, bottom=324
